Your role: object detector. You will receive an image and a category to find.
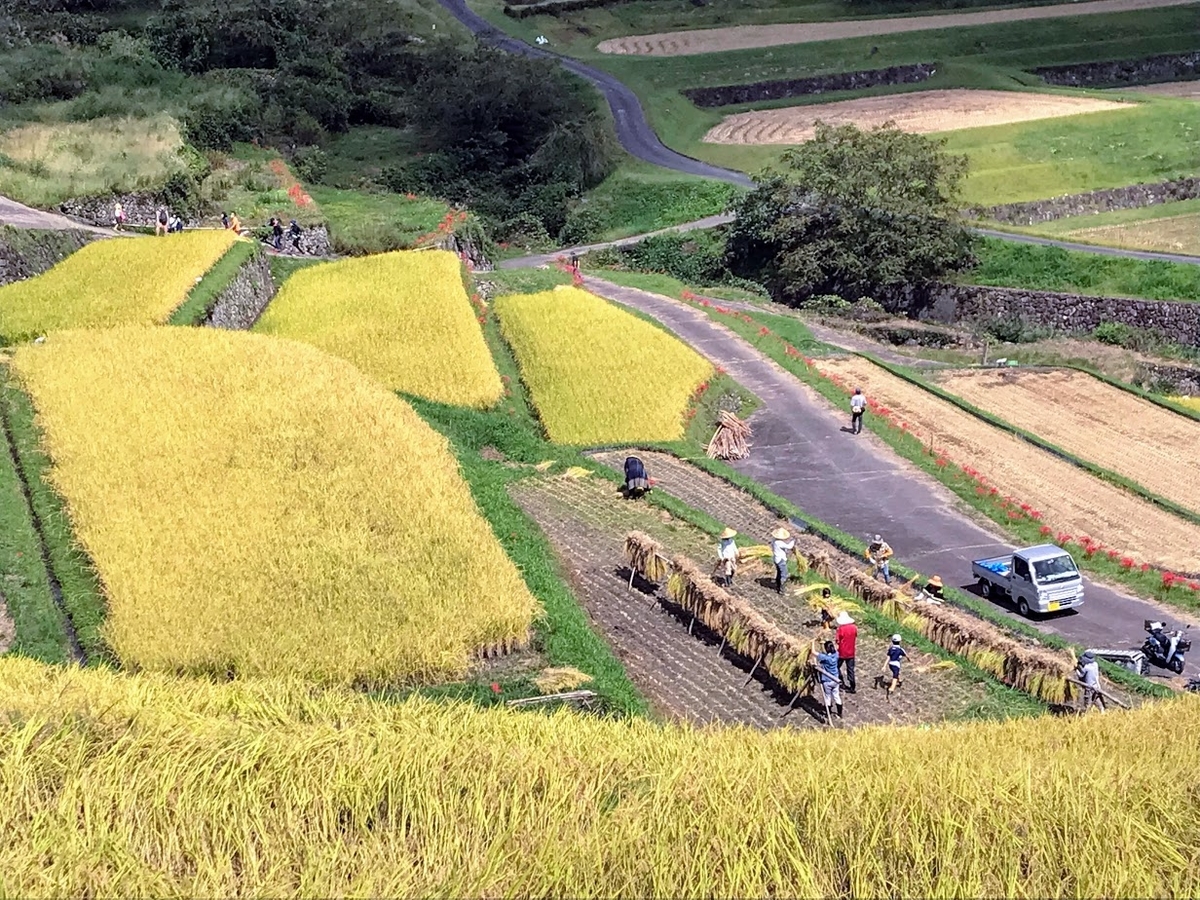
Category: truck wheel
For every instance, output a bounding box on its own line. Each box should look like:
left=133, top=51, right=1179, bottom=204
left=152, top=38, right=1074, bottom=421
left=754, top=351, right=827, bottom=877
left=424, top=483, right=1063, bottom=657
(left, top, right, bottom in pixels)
left=1169, top=657, right=1185, bottom=675
left=979, top=579, right=992, bottom=599
left=1017, top=598, right=1030, bottom=618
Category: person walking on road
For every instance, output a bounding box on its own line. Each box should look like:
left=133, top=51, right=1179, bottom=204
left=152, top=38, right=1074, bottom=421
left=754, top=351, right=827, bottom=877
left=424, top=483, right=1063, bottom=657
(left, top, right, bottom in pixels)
left=113, top=201, right=126, bottom=231
left=835, top=611, right=857, bottom=693
left=717, top=527, right=738, bottom=587
left=1076, top=650, right=1105, bottom=713
left=867, top=534, right=893, bottom=585
left=813, top=638, right=843, bottom=721
left=770, top=527, right=795, bottom=594
left=271, top=217, right=284, bottom=251
left=850, top=388, right=866, bottom=434
left=884, top=634, right=907, bottom=700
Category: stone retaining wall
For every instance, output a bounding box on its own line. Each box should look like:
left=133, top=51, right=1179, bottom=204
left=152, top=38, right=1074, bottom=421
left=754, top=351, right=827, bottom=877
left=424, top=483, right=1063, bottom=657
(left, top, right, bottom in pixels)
left=1132, top=361, right=1200, bottom=395
left=59, top=192, right=202, bottom=229
left=1033, top=51, right=1200, bottom=88
left=683, top=63, right=936, bottom=107
left=0, top=227, right=95, bottom=287
left=986, top=177, right=1200, bottom=225
left=204, top=250, right=277, bottom=330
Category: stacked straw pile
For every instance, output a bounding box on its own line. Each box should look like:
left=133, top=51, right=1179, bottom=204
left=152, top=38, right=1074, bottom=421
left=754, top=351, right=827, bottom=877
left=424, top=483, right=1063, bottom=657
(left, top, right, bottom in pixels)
left=706, top=410, right=752, bottom=460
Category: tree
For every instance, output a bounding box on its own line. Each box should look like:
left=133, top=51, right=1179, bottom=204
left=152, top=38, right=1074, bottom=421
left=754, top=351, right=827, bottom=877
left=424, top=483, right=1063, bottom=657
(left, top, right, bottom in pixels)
left=725, top=122, right=975, bottom=305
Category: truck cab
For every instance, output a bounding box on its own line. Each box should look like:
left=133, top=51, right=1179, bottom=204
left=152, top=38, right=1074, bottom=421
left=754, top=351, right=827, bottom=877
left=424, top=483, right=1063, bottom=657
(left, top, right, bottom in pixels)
left=971, top=544, right=1084, bottom=617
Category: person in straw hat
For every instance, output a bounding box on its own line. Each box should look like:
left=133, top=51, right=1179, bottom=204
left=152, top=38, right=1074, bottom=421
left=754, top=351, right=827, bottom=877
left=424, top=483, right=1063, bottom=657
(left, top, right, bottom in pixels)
left=919, top=575, right=945, bottom=603
left=835, top=610, right=858, bottom=693
left=717, top=527, right=738, bottom=587
left=770, top=526, right=795, bottom=594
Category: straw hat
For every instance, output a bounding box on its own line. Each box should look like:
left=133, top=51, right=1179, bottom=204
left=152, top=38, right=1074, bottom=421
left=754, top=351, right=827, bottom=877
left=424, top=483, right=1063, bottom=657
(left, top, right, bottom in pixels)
left=719, top=527, right=737, bottom=540
left=927, top=575, right=943, bottom=589
left=835, top=611, right=854, bottom=626
left=771, top=527, right=790, bottom=540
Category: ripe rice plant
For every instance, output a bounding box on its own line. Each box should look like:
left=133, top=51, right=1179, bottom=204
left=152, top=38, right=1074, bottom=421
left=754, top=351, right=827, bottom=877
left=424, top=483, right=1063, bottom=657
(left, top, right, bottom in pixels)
left=254, top=250, right=502, bottom=408
left=9, top=327, right=539, bottom=684
left=0, top=230, right=238, bottom=342
left=495, top=286, right=712, bottom=443
left=0, top=656, right=1196, bottom=898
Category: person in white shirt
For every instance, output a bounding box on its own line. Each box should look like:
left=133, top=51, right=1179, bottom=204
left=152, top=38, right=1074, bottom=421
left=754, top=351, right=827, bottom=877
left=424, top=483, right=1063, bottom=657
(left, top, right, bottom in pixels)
left=717, top=527, right=738, bottom=587
left=850, top=387, right=866, bottom=434
left=770, top=527, right=795, bottom=594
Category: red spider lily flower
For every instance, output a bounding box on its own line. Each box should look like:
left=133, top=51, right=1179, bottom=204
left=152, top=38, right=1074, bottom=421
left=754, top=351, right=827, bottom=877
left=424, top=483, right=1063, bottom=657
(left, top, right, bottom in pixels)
left=758, top=326, right=770, bottom=336
left=1120, top=557, right=1135, bottom=569
left=1039, top=525, right=1053, bottom=536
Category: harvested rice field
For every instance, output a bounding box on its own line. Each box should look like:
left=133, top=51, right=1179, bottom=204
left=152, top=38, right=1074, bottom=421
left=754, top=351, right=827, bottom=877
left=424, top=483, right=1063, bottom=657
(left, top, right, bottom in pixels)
left=596, top=0, right=1194, bottom=55
left=818, top=356, right=1200, bottom=573
left=9, top=327, right=539, bottom=684
left=702, top=90, right=1128, bottom=145
left=1067, top=212, right=1200, bottom=255
left=935, top=369, right=1200, bottom=517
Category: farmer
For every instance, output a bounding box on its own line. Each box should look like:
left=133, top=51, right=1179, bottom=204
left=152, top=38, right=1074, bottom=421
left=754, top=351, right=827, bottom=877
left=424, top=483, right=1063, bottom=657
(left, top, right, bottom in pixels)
left=885, top=634, right=907, bottom=699
left=835, top=611, right=857, bottom=693
left=813, top=638, right=843, bottom=720
left=770, top=527, right=795, bottom=594
left=717, top=527, right=738, bottom=587
left=623, top=455, right=650, bottom=498
left=917, top=575, right=944, bottom=604
left=1076, top=650, right=1105, bottom=713
left=867, top=534, right=893, bottom=585
left=850, top=387, right=866, bottom=434
left=272, top=217, right=284, bottom=251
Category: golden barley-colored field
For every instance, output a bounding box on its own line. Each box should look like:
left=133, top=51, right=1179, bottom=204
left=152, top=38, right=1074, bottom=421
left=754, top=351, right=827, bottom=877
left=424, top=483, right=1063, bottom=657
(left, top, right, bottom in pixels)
left=0, top=656, right=1197, bottom=897
left=255, top=250, right=502, bottom=408
left=495, top=286, right=712, bottom=443
left=0, top=230, right=238, bottom=341
left=9, top=327, right=538, bottom=683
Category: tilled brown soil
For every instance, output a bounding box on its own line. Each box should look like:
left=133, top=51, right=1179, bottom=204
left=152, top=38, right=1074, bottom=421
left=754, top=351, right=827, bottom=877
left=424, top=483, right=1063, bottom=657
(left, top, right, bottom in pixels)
left=512, top=471, right=986, bottom=728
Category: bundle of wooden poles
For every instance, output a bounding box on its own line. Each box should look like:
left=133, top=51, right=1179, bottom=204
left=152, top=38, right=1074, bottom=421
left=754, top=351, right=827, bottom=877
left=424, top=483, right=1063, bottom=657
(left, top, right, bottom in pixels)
left=706, top=410, right=752, bottom=461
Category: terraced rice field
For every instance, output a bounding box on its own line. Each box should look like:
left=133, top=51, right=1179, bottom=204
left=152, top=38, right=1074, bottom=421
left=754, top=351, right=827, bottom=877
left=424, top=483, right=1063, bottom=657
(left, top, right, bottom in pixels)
left=1068, top=213, right=1200, bottom=255
left=9, top=327, right=539, bottom=684
left=255, top=250, right=502, bottom=408
left=819, top=356, right=1200, bottom=572
left=0, top=230, right=237, bottom=342
left=936, top=369, right=1200, bottom=517
left=702, top=91, right=1127, bottom=145
left=495, top=286, right=712, bottom=444
left=596, top=0, right=1195, bottom=55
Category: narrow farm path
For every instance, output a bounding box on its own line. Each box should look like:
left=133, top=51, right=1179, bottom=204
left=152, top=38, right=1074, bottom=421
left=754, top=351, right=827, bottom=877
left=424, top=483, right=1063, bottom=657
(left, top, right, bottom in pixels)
left=512, top=472, right=982, bottom=726
left=0, top=195, right=116, bottom=236
left=582, top=275, right=1200, bottom=671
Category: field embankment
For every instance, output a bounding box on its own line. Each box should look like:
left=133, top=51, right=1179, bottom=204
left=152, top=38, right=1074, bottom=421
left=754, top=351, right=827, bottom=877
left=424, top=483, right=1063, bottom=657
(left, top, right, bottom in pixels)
left=8, top=327, right=539, bottom=684
left=255, top=250, right=502, bottom=408
left=935, top=368, right=1200, bottom=517
left=495, top=286, right=712, bottom=443
left=818, top=355, right=1200, bottom=573
left=0, top=656, right=1196, bottom=897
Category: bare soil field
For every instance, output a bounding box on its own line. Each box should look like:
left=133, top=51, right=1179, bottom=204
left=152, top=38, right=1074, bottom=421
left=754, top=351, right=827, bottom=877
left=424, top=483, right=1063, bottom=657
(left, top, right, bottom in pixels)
left=701, top=90, right=1127, bottom=145
left=819, top=356, right=1200, bottom=573
left=935, top=369, right=1200, bottom=518
left=1068, top=213, right=1200, bottom=255
left=1122, top=81, right=1200, bottom=99
left=596, top=0, right=1197, bottom=56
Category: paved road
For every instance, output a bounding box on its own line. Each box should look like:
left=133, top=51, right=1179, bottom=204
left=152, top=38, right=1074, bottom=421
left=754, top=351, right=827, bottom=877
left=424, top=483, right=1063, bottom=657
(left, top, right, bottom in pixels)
left=0, top=196, right=114, bottom=235
left=433, top=0, right=752, bottom=187
left=583, top=275, right=1199, bottom=675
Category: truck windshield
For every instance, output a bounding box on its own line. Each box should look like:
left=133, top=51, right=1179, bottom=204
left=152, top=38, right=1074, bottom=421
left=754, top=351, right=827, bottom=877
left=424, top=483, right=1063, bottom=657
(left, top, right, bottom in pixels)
left=1033, top=555, right=1078, bottom=582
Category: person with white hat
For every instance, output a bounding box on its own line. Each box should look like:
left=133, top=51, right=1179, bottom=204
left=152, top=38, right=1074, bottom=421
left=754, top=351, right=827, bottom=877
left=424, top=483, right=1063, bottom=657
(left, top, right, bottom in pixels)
left=770, top=527, right=795, bottom=594
left=866, top=534, right=894, bottom=585
left=884, top=634, right=907, bottom=699
left=1076, top=650, right=1105, bottom=713
left=717, top=527, right=738, bottom=587
left=835, top=610, right=858, bottom=693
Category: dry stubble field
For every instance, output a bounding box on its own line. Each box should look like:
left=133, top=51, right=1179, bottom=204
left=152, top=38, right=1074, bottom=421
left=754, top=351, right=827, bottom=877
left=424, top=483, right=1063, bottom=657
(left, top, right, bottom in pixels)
left=701, top=90, right=1127, bottom=145
left=595, top=0, right=1196, bottom=55
left=819, top=357, right=1200, bottom=572
left=1122, top=81, right=1200, bottom=99
left=1067, top=213, right=1200, bottom=255
left=935, top=369, right=1200, bottom=517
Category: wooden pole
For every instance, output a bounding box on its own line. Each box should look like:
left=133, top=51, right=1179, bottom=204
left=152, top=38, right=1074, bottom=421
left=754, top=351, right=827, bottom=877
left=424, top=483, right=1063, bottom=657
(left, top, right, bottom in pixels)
left=1066, top=677, right=1130, bottom=709
left=744, top=655, right=762, bottom=686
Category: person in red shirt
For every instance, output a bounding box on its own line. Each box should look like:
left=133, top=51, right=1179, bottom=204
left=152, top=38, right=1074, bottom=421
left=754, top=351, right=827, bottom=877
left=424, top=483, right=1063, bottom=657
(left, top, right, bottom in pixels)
left=835, top=611, right=858, bottom=693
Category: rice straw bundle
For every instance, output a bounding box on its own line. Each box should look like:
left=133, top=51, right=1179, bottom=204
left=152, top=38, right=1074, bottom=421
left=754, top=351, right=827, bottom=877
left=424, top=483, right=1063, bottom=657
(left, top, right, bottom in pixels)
left=706, top=410, right=752, bottom=460
left=624, top=532, right=670, bottom=583
left=805, top=550, right=837, bottom=583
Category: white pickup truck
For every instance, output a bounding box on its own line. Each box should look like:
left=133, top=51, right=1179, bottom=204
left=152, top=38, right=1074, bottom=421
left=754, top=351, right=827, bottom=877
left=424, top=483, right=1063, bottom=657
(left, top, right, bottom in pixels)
left=971, top=544, right=1084, bottom=617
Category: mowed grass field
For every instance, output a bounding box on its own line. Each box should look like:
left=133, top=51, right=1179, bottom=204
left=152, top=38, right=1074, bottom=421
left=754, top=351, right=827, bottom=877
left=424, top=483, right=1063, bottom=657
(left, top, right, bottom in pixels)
left=0, top=231, right=238, bottom=342
left=1, top=657, right=1198, bottom=897
left=255, top=250, right=502, bottom=409
left=495, top=286, right=712, bottom=443
left=9, top=327, right=539, bottom=684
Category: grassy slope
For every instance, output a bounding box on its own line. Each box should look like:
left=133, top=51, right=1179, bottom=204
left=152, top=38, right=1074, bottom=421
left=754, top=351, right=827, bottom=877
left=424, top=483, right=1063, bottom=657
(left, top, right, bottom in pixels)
left=167, top=241, right=257, bottom=326
left=308, top=187, right=451, bottom=255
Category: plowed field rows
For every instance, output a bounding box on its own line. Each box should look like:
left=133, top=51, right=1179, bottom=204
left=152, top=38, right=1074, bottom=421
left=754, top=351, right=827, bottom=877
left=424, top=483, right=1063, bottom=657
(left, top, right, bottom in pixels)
left=819, top=357, right=1200, bottom=573
left=936, top=369, right=1200, bottom=517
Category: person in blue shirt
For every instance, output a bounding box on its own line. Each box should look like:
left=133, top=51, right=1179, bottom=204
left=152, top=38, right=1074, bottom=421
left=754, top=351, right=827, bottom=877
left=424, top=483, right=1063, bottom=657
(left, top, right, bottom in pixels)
left=885, top=634, right=907, bottom=699
left=812, top=638, right=843, bottom=720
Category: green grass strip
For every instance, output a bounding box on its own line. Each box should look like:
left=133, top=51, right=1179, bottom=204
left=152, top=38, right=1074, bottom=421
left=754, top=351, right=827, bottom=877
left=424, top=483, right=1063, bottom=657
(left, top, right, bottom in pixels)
left=0, top=370, right=69, bottom=664
left=167, top=240, right=257, bottom=326
left=859, top=351, right=1200, bottom=531
left=0, top=378, right=110, bottom=664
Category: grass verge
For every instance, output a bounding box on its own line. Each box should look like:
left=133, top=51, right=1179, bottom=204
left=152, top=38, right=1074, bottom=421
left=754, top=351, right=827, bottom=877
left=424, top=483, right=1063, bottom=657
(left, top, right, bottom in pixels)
left=167, top=241, right=257, bottom=326
left=308, top=187, right=451, bottom=255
